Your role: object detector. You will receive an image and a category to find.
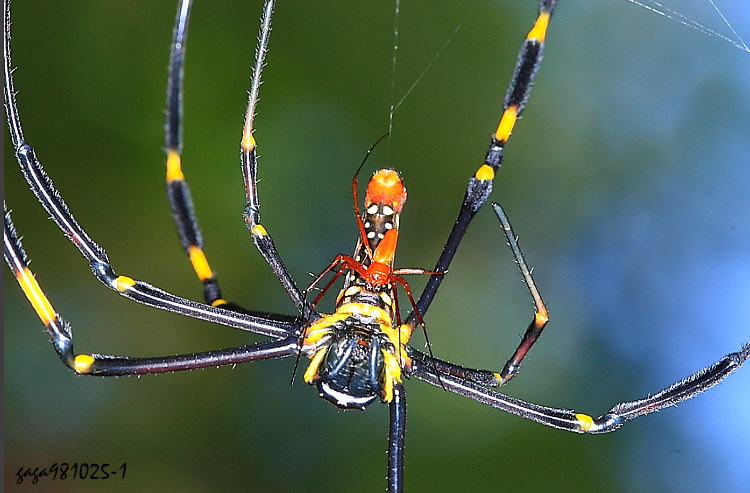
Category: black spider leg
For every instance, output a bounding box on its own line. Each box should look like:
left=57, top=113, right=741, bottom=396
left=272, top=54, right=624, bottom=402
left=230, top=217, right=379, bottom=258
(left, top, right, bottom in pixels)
left=409, top=340, right=749, bottom=434
left=414, top=202, right=548, bottom=389
left=3, top=0, right=299, bottom=375
left=404, top=0, right=557, bottom=380
left=2, top=0, right=293, bottom=336
left=164, top=0, right=247, bottom=312
left=239, top=0, right=314, bottom=324
left=388, top=383, right=406, bottom=493
left=406, top=194, right=750, bottom=432
left=4, top=205, right=298, bottom=375
left=489, top=202, right=548, bottom=380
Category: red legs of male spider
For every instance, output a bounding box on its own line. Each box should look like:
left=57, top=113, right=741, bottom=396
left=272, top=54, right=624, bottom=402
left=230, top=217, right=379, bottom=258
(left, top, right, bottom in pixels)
left=305, top=230, right=437, bottom=328
left=302, top=166, right=443, bottom=357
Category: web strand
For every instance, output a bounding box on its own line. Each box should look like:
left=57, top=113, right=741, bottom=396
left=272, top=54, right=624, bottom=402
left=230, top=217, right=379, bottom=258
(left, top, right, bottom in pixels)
left=624, top=0, right=749, bottom=54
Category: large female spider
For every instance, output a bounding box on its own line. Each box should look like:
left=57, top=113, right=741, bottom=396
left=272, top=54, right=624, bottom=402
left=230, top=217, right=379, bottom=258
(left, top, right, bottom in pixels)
left=5, top=0, right=749, bottom=491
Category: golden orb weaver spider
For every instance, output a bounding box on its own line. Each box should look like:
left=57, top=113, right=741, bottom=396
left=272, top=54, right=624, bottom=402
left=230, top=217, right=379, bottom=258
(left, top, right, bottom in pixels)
left=5, top=0, right=749, bottom=491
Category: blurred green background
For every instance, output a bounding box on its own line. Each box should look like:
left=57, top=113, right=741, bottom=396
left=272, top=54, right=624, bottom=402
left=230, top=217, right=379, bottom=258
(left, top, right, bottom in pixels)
left=5, top=1, right=749, bottom=491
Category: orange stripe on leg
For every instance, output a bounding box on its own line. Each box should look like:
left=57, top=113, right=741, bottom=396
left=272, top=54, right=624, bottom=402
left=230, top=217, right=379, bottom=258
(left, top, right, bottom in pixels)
left=165, top=149, right=184, bottom=182
left=241, top=134, right=256, bottom=152
left=474, top=164, right=494, bottom=181
left=16, top=267, right=57, bottom=326
left=188, top=245, right=213, bottom=281
left=241, top=116, right=256, bottom=152
left=494, top=105, right=518, bottom=142
left=74, top=354, right=95, bottom=374
left=527, top=11, right=550, bottom=42
left=167, top=149, right=185, bottom=182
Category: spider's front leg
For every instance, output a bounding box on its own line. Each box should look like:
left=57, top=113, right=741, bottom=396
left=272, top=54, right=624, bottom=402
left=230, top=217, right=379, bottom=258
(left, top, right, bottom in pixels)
left=403, top=0, right=557, bottom=384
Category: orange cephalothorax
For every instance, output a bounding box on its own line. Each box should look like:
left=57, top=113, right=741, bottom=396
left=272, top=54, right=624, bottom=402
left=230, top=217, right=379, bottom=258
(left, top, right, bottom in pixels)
left=364, top=168, right=407, bottom=214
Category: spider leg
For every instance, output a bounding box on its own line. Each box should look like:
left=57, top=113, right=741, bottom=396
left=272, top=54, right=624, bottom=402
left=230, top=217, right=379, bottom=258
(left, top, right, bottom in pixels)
left=392, top=274, right=441, bottom=368
left=239, top=0, right=313, bottom=321
left=305, top=255, right=368, bottom=304
left=405, top=0, right=557, bottom=330
left=2, top=2, right=294, bottom=340
left=164, top=0, right=249, bottom=312
left=76, top=337, right=298, bottom=377
left=5, top=206, right=298, bottom=375
left=491, top=202, right=548, bottom=384
left=387, top=383, right=406, bottom=493
left=1, top=153, right=292, bottom=338
left=409, top=342, right=749, bottom=434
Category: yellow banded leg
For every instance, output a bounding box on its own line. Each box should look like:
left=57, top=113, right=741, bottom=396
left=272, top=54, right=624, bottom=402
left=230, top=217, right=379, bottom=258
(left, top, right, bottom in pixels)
left=164, top=149, right=236, bottom=309
left=404, top=1, right=557, bottom=332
